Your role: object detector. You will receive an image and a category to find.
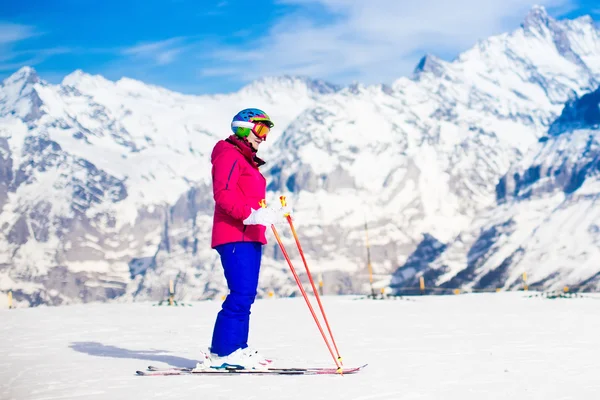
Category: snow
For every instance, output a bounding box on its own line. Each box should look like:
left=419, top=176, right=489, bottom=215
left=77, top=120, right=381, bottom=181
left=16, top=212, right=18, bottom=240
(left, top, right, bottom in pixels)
left=2, top=294, right=600, bottom=400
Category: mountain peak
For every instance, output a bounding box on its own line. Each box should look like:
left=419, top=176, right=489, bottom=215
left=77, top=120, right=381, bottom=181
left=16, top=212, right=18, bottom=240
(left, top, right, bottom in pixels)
left=2, top=66, right=40, bottom=88
left=522, top=5, right=554, bottom=32
left=239, top=75, right=341, bottom=97
left=521, top=5, right=591, bottom=67
left=62, top=69, right=113, bottom=91
left=0, top=66, right=45, bottom=121
left=413, top=54, right=445, bottom=79
left=573, top=14, right=594, bottom=25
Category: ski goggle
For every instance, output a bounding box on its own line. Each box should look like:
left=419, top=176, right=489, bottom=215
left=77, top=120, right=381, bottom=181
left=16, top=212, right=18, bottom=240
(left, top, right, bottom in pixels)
left=251, top=122, right=270, bottom=139
left=232, top=120, right=272, bottom=140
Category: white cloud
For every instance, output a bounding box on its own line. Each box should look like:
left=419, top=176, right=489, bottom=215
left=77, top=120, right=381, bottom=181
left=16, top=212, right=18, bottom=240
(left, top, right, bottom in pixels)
left=198, top=0, right=576, bottom=86
left=122, top=38, right=187, bottom=66
left=0, top=23, right=69, bottom=72
left=0, top=22, right=37, bottom=45
left=0, top=47, right=70, bottom=72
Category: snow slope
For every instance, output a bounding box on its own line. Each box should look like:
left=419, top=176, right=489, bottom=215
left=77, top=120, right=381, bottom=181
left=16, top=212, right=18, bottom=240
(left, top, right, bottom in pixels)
left=2, top=294, right=600, bottom=400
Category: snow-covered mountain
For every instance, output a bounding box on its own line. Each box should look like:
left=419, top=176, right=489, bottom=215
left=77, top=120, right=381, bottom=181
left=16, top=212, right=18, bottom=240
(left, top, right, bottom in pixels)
left=1, top=6, right=600, bottom=307
left=0, top=66, right=335, bottom=306
left=393, top=85, right=600, bottom=293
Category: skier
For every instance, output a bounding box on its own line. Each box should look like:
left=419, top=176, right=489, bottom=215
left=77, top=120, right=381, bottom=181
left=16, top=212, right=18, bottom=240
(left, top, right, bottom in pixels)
left=206, top=108, right=290, bottom=370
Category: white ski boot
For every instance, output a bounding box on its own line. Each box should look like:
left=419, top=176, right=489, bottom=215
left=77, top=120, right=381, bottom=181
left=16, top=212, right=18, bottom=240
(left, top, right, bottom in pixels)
left=208, top=347, right=274, bottom=370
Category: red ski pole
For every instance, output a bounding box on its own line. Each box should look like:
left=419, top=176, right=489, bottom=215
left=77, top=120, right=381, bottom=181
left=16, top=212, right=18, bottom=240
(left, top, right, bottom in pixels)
left=260, top=199, right=342, bottom=374
left=279, top=195, right=343, bottom=365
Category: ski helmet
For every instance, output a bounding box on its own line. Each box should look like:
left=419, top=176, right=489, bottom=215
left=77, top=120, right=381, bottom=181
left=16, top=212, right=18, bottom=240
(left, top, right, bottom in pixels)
left=231, top=108, right=274, bottom=138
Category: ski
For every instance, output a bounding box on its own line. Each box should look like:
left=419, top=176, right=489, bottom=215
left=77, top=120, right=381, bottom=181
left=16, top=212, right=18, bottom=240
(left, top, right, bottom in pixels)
left=147, top=364, right=351, bottom=372
left=137, top=364, right=367, bottom=376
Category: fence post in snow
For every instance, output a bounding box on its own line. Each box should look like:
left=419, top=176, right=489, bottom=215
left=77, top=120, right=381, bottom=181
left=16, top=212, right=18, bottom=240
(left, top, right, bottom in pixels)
left=7, top=290, right=13, bottom=309
left=168, top=280, right=174, bottom=306
left=318, top=273, right=324, bottom=296
left=522, top=272, right=528, bottom=291
left=419, top=277, right=425, bottom=295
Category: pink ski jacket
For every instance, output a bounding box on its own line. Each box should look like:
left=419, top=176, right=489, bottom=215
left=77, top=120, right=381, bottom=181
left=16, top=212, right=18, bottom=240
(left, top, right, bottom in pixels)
left=210, top=136, right=267, bottom=248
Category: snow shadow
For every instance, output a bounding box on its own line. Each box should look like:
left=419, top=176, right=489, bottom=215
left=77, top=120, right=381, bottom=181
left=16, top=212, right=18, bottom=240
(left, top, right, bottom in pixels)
left=69, top=341, right=197, bottom=368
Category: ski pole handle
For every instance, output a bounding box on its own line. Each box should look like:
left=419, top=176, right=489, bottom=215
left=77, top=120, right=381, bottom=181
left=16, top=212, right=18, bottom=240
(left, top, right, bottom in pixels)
left=280, top=196, right=292, bottom=218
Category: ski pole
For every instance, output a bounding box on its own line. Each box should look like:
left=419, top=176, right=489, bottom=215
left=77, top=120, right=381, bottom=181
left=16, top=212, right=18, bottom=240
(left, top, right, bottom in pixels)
left=260, top=199, right=343, bottom=374
left=279, top=195, right=343, bottom=365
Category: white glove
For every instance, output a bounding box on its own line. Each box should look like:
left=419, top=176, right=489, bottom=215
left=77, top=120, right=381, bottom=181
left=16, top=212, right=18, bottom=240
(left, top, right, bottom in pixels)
left=243, top=207, right=287, bottom=226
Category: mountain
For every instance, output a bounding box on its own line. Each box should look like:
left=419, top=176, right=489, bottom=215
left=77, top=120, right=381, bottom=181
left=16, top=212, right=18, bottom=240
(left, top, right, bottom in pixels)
left=395, top=85, right=600, bottom=293
left=1, top=6, right=600, bottom=307
left=0, top=69, right=330, bottom=306
left=266, top=6, right=600, bottom=291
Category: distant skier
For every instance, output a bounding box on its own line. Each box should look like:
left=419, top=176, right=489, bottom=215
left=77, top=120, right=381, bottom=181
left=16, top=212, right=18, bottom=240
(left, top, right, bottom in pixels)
left=207, top=108, right=289, bottom=370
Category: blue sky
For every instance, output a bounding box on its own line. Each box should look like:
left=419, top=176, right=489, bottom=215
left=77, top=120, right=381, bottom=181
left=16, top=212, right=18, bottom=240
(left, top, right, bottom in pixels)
left=1, top=0, right=599, bottom=94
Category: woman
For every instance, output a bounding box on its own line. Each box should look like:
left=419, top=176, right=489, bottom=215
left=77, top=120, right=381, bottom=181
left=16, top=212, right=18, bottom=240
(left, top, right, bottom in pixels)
left=208, top=108, right=287, bottom=370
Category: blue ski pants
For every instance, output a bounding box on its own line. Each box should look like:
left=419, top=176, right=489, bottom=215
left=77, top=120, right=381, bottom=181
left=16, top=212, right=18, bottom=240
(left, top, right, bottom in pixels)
left=210, top=242, right=262, bottom=357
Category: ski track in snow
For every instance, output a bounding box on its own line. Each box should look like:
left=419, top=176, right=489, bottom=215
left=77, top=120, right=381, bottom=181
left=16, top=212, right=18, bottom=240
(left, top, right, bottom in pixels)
left=1, top=293, right=600, bottom=400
